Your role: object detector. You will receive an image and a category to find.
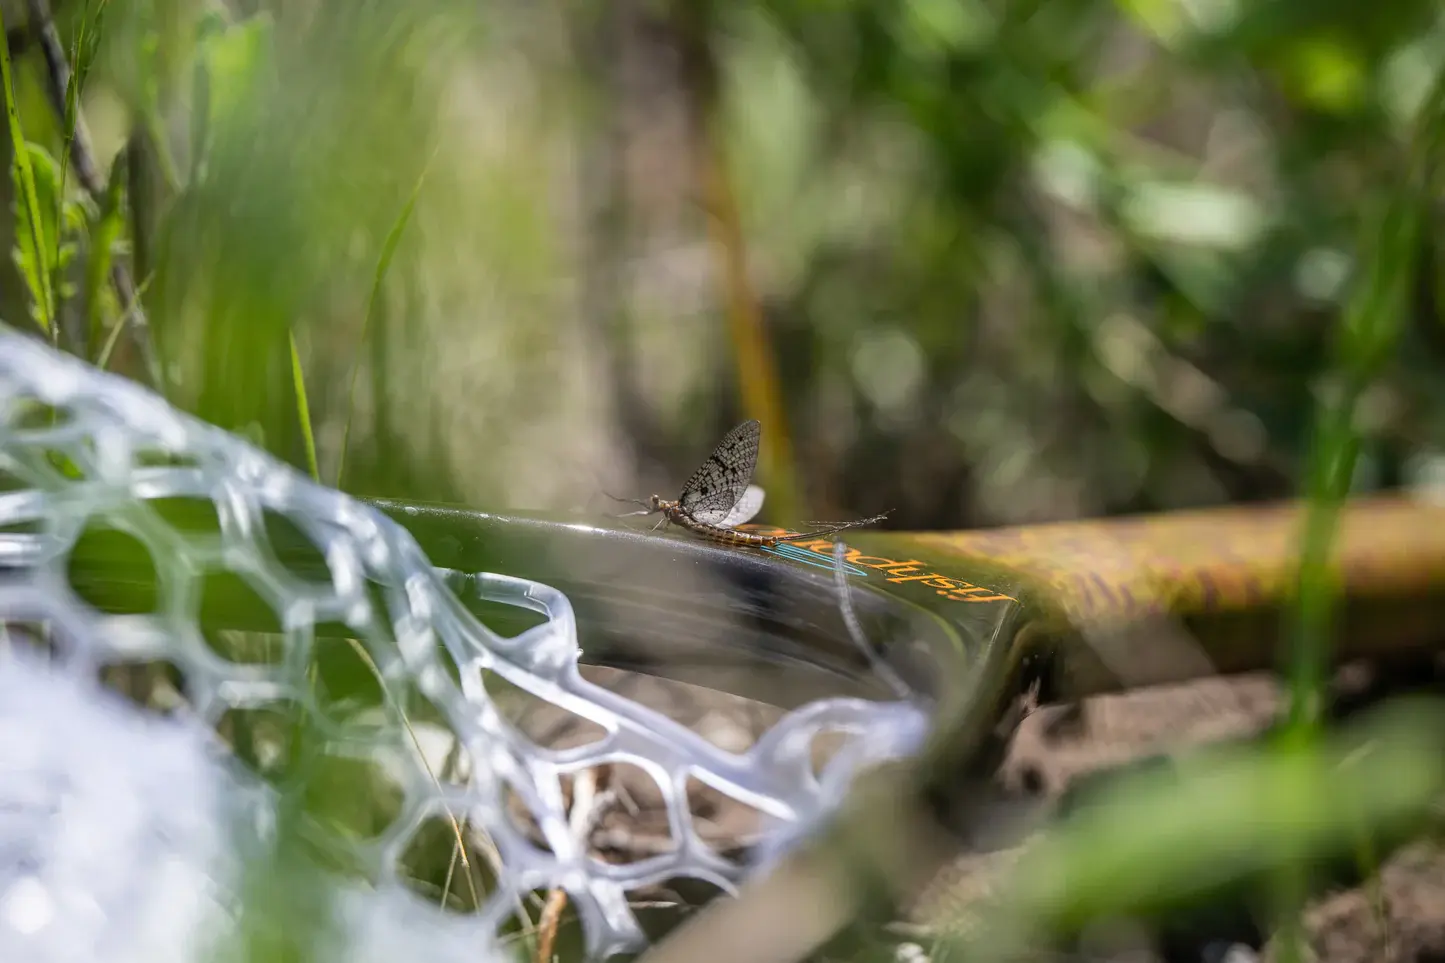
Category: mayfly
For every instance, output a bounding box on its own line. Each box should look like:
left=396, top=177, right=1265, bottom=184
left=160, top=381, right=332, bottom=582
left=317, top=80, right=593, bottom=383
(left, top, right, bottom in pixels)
left=612, top=419, right=891, bottom=548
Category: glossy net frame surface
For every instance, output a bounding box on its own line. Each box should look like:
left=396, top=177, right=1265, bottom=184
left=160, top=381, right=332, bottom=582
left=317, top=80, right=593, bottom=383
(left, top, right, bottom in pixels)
left=0, top=329, right=926, bottom=961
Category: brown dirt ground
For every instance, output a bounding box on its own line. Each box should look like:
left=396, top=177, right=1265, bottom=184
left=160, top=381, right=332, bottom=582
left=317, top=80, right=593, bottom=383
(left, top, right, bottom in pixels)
left=914, top=669, right=1445, bottom=963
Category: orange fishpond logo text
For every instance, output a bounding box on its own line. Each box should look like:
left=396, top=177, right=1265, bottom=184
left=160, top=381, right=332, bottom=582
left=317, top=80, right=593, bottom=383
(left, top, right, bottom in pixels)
left=735, top=526, right=1016, bottom=603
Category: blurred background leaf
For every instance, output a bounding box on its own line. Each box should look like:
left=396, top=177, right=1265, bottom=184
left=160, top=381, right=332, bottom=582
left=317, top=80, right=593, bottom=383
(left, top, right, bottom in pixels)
left=0, top=0, right=1441, bottom=536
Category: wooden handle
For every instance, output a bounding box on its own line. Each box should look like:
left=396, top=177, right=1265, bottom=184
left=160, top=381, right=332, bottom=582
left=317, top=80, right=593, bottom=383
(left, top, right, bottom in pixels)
left=910, top=494, right=1445, bottom=623
left=905, top=494, right=1445, bottom=696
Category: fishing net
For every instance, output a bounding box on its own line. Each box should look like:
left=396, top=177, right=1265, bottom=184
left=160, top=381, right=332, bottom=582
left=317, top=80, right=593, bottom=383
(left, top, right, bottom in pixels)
left=0, top=328, right=928, bottom=961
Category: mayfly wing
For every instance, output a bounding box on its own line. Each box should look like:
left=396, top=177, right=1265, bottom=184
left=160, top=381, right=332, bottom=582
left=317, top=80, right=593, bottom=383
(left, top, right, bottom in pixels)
left=678, top=419, right=761, bottom=525
left=716, top=484, right=765, bottom=529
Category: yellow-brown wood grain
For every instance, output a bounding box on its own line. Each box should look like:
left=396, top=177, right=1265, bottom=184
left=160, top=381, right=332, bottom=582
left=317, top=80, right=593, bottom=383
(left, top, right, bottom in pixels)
left=908, top=495, right=1445, bottom=626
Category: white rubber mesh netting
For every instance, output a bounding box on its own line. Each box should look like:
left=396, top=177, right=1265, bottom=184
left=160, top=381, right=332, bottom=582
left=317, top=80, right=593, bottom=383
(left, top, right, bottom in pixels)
left=0, top=329, right=928, bottom=962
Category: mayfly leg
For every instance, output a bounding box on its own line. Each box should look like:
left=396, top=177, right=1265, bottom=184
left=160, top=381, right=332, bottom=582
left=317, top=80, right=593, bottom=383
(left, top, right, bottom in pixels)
left=600, top=490, right=655, bottom=518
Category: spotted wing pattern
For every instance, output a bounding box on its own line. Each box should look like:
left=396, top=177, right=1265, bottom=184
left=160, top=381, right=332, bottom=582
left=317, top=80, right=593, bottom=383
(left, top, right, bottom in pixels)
left=677, top=419, right=761, bottom=525
left=716, top=484, right=765, bottom=529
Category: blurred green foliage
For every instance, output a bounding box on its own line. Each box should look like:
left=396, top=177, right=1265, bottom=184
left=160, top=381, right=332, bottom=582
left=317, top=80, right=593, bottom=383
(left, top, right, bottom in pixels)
left=940, top=695, right=1445, bottom=958
left=1, top=0, right=1442, bottom=531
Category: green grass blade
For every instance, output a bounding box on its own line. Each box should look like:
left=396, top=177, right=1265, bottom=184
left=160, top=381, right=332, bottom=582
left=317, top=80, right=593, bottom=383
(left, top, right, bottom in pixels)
left=88, top=150, right=127, bottom=359
left=0, top=5, right=56, bottom=336
left=334, top=144, right=437, bottom=489
left=290, top=330, right=320, bottom=482
left=1284, top=63, right=1445, bottom=740
left=96, top=272, right=152, bottom=372
left=54, top=0, right=106, bottom=305
left=1267, top=55, right=1445, bottom=963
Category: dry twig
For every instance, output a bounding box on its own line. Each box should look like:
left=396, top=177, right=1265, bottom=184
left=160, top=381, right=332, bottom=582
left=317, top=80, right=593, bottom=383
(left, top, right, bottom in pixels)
left=535, top=766, right=616, bottom=963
